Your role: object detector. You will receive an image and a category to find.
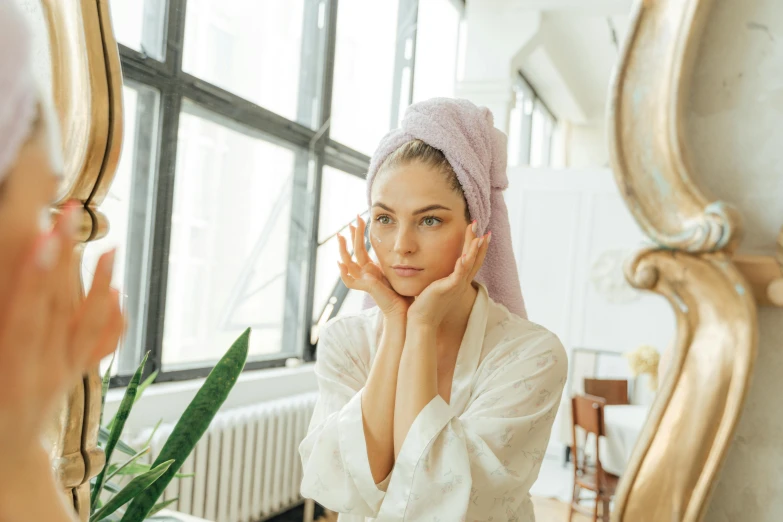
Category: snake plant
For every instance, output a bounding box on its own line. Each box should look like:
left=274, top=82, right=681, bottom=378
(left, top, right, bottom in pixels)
left=89, top=328, right=250, bottom=522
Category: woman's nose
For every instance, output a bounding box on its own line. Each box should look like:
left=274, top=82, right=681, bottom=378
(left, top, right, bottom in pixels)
left=392, top=226, right=417, bottom=255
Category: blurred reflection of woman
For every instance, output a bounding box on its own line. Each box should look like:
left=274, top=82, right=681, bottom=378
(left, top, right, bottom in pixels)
left=0, top=1, right=123, bottom=520
left=300, top=98, right=567, bottom=521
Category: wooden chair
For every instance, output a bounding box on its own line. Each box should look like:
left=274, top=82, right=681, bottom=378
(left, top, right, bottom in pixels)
left=584, top=378, right=630, bottom=406
left=569, top=394, right=619, bottom=522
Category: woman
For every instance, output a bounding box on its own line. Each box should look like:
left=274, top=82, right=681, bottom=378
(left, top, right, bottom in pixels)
left=0, top=1, right=124, bottom=520
left=300, top=98, right=567, bottom=521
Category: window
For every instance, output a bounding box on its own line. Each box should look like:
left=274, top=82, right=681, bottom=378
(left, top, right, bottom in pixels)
left=330, top=0, right=402, bottom=155
left=162, top=104, right=304, bottom=368
left=109, top=0, right=167, bottom=61
left=530, top=100, right=555, bottom=168
left=107, top=0, right=464, bottom=385
left=182, top=0, right=314, bottom=127
left=508, top=72, right=557, bottom=168
left=85, top=82, right=159, bottom=378
left=312, top=167, right=367, bottom=322
left=412, top=0, right=461, bottom=102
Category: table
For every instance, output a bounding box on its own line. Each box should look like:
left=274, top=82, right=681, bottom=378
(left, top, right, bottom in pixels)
left=600, top=404, right=649, bottom=476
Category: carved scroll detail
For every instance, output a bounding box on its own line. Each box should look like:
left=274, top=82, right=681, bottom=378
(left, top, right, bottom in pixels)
left=608, top=0, right=758, bottom=520
left=40, top=0, right=124, bottom=519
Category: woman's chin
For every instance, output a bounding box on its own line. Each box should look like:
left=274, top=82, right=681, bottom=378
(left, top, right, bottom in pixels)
left=388, top=276, right=427, bottom=297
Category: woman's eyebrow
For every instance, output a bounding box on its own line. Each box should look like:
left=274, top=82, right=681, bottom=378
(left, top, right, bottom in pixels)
left=372, top=202, right=452, bottom=215
left=412, top=204, right=452, bottom=214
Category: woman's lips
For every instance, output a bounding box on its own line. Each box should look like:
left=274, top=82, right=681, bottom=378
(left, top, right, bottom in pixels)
left=392, top=266, right=423, bottom=277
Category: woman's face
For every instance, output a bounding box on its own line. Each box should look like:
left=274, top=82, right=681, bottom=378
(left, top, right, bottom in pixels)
left=370, top=161, right=470, bottom=297
left=0, top=121, right=60, bottom=299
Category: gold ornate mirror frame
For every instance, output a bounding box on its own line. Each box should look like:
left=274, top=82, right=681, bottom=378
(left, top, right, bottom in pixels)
left=608, top=0, right=762, bottom=520
left=36, top=0, right=123, bottom=519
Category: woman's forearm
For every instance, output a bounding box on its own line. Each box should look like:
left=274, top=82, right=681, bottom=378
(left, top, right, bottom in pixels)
left=361, top=313, right=407, bottom=484
left=0, top=446, right=77, bottom=522
left=394, top=322, right=438, bottom=457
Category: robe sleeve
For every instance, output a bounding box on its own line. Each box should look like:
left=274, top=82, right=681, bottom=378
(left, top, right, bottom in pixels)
left=299, top=317, right=390, bottom=517
left=375, top=331, right=567, bottom=522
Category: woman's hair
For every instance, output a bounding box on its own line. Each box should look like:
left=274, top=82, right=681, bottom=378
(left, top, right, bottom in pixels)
left=377, top=140, right=471, bottom=222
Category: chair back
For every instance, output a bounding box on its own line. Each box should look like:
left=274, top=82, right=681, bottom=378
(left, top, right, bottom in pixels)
left=584, top=378, right=630, bottom=406
left=571, top=393, right=610, bottom=483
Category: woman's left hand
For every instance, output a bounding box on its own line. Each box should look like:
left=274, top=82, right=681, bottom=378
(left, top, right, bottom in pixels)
left=407, top=221, right=491, bottom=328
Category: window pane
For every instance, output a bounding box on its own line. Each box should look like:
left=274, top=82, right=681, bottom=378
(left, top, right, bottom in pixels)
left=312, top=167, right=366, bottom=318
left=183, top=0, right=320, bottom=127
left=163, top=102, right=301, bottom=368
left=331, top=0, right=400, bottom=155
left=508, top=78, right=535, bottom=166
left=109, top=0, right=167, bottom=61
left=530, top=101, right=554, bottom=168
left=412, top=0, right=461, bottom=103
left=84, top=83, right=160, bottom=377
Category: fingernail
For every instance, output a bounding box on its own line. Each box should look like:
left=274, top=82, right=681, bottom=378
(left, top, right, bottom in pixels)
left=471, top=220, right=477, bottom=234
left=478, top=237, right=485, bottom=247
left=36, top=234, right=61, bottom=269
left=103, top=249, right=116, bottom=276
left=488, top=231, right=492, bottom=243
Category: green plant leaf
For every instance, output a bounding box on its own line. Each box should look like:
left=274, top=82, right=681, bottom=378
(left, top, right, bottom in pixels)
left=92, top=353, right=149, bottom=511
left=103, top=481, right=123, bottom=495
left=106, top=447, right=151, bottom=483
left=147, top=498, right=178, bottom=517
left=107, top=370, right=159, bottom=432
left=92, top=478, right=123, bottom=495
left=89, top=460, right=174, bottom=522
left=141, top=418, right=163, bottom=453
left=109, top=462, right=151, bottom=477
left=99, top=426, right=138, bottom=457
left=99, top=353, right=116, bottom=427
left=120, top=329, right=250, bottom=522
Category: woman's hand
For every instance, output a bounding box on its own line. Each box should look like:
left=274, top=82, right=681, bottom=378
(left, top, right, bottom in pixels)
left=407, top=222, right=490, bottom=328
left=337, top=214, right=413, bottom=319
left=0, top=201, right=125, bottom=469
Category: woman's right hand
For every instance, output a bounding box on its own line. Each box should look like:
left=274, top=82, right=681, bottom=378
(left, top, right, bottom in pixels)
left=337, top=215, right=412, bottom=319
left=0, top=202, right=124, bottom=471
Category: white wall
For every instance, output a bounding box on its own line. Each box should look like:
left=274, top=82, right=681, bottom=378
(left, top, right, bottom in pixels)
left=505, top=167, right=676, bottom=453
left=562, top=120, right=610, bottom=169
left=685, top=0, right=783, bottom=519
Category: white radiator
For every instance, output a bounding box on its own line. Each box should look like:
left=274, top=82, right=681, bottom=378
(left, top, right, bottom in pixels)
left=135, top=392, right=318, bottom=522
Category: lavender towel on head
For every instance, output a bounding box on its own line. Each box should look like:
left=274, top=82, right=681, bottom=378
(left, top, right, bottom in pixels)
left=364, top=97, right=527, bottom=319
left=0, top=0, right=38, bottom=181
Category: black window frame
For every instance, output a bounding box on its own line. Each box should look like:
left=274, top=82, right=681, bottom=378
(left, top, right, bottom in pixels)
left=110, top=0, right=468, bottom=387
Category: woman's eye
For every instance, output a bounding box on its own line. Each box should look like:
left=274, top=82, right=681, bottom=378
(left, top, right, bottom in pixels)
left=376, top=215, right=392, bottom=225
left=422, top=216, right=441, bottom=227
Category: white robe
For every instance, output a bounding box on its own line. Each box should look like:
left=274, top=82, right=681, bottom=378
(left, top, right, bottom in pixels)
left=299, top=284, right=567, bottom=521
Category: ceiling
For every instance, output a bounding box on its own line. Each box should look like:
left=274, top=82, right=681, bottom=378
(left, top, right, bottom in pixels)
left=517, top=11, right=631, bottom=123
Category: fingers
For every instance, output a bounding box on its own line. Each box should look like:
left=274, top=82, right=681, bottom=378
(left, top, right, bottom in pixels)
left=0, top=233, right=61, bottom=357
left=462, top=219, right=477, bottom=257
left=87, top=289, right=125, bottom=367
left=468, top=231, right=491, bottom=280
left=48, top=202, right=80, bottom=337
left=69, top=249, right=116, bottom=367
left=460, top=230, right=491, bottom=281
left=353, top=215, right=372, bottom=266
left=337, top=234, right=362, bottom=278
